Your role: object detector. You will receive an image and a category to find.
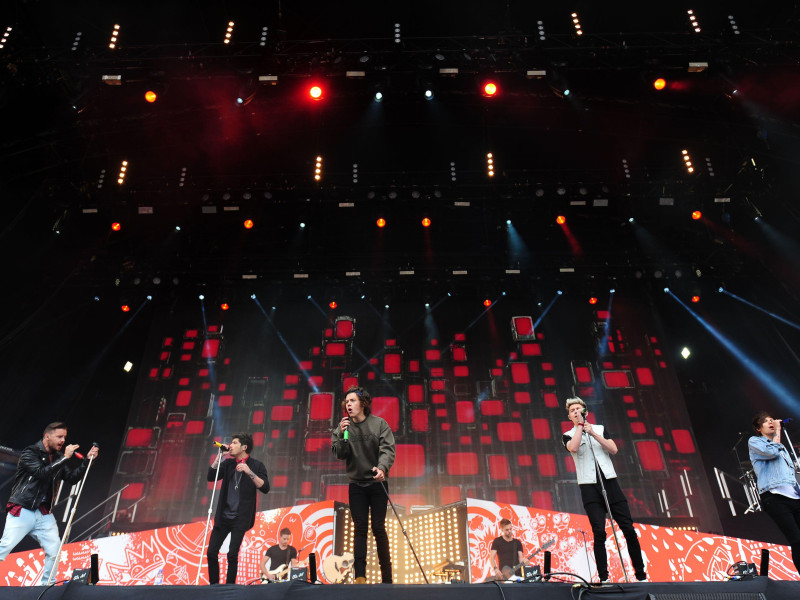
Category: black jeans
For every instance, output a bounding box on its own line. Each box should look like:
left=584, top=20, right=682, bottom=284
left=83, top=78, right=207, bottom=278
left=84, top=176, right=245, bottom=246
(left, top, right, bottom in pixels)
left=350, top=482, right=392, bottom=582
left=582, top=476, right=646, bottom=580
left=207, top=520, right=247, bottom=584
left=761, top=491, right=800, bottom=573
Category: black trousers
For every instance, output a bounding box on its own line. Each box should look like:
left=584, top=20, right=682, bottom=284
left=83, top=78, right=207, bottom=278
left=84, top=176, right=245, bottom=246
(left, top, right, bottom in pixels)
left=350, top=482, right=392, bottom=582
left=207, top=520, right=247, bottom=584
left=760, top=491, right=800, bottom=573
left=581, top=476, right=646, bottom=580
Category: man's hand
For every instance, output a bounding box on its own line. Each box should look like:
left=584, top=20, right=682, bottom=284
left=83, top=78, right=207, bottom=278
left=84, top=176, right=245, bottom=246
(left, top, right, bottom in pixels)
left=236, top=462, right=253, bottom=476
left=583, top=422, right=594, bottom=436
left=87, top=446, right=99, bottom=460
left=372, top=467, right=386, bottom=482
left=64, top=444, right=80, bottom=459
left=339, top=417, right=350, bottom=434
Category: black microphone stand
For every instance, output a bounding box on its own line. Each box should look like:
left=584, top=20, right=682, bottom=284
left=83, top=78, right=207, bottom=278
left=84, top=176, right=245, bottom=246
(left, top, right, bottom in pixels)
left=379, top=480, right=430, bottom=584
left=196, top=445, right=224, bottom=585
left=781, top=422, right=800, bottom=474
left=581, top=416, right=629, bottom=583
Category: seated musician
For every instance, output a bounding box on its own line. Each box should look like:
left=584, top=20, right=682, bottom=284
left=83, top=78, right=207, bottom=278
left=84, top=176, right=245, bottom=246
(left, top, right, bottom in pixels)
left=260, top=528, right=298, bottom=581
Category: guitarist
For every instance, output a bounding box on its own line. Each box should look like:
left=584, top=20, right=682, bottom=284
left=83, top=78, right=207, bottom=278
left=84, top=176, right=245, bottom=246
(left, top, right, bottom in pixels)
left=489, top=518, right=529, bottom=580
left=260, top=528, right=298, bottom=581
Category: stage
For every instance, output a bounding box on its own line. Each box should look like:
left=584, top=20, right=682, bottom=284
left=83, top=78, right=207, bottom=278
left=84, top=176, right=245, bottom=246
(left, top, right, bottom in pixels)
left=3, top=578, right=799, bottom=600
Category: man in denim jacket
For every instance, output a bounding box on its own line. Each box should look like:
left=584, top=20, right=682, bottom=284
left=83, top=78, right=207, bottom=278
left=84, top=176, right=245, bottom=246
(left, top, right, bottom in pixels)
left=748, top=412, right=800, bottom=573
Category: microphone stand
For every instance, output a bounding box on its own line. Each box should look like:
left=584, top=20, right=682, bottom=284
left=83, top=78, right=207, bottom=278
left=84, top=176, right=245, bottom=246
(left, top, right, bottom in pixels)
left=47, top=448, right=97, bottom=585
left=581, top=418, right=629, bottom=583
left=195, top=446, right=224, bottom=585
left=379, top=480, right=430, bottom=584
left=781, top=423, right=800, bottom=473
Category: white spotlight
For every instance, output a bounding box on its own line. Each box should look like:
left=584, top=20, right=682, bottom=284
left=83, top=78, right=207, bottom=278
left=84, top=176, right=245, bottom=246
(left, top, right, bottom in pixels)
left=424, top=89, right=433, bottom=100
left=123, top=361, right=133, bottom=372
left=199, top=294, right=205, bottom=300
left=251, top=293, right=257, bottom=300
left=681, top=347, right=691, bottom=359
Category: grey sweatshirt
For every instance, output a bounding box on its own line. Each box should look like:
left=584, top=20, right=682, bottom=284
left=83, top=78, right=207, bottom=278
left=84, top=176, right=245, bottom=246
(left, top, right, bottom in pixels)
left=331, top=414, right=396, bottom=482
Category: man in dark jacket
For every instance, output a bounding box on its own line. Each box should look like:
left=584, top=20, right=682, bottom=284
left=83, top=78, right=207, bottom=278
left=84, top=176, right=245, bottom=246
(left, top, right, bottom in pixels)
left=0, top=422, right=98, bottom=585
left=206, top=432, right=269, bottom=584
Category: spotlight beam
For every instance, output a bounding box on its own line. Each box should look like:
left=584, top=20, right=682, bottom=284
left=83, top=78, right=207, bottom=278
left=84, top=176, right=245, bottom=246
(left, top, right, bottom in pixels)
left=720, top=289, right=800, bottom=332
left=666, top=290, right=798, bottom=411
left=597, top=292, right=615, bottom=356
left=532, top=291, right=564, bottom=330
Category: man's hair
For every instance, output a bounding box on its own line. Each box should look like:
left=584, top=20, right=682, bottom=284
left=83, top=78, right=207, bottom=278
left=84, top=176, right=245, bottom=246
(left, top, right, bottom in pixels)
left=232, top=432, right=254, bottom=454
left=565, top=397, right=586, bottom=412
left=342, top=386, right=371, bottom=416
left=499, top=518, right=512, bottom=528
left=279, top=528, right=292, bottom=537
left=43, top=422, right=68, bottom=436
left=752, top=412, right=772, bottom=432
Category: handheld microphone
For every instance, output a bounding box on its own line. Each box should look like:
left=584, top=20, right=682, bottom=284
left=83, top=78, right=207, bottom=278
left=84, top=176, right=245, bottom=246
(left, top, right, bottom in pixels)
left=343, top=411, right=350, bottom=441
left=212, top=441, right=230, bottom=452
left=75, top=443, right=99, bottom=460
left=581, top=408, right=588, bottom=424
left=780, top=418, right=792, bottom=425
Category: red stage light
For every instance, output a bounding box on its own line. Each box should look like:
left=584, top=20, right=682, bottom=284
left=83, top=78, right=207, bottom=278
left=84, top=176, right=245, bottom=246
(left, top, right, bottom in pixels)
left=691, top=210, right=702, bottom=220
left=556, top=215, right=566, bottom=225
left=221, top=303, right=229, bottom=311
left=144, top=90, right=157, bottom=103
left=589, top=297, right=598, bottom=305
left=483, top=81, right=498, bottom=96
left=691, top=295, right=700, bottom=303
left=309, top=85, right=323, bottom=99
left=422, top=217, right=431, bottom=228
left=329, top=301, right=337, bottom=309
left=243, top=219, right=254, bottom=229
left=377, top=218, right=386, bottom=228
left=653, top=78, right=666, bottom=91
left=121, top=304, right=130, bottom=312
left=483, top=299, right=492, bottom=307
left=111, top=222, right=121, bottom=231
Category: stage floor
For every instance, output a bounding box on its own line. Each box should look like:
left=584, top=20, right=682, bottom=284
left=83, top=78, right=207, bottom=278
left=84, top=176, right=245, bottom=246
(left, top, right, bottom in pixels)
left=3, top=578, right=799, bottom=600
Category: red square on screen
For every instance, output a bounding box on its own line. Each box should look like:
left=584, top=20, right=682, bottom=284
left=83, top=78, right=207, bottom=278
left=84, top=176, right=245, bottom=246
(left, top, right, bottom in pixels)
left=636, top=440, right=665, bottom=471
left=435, top=408, right=447, bottom=418
left=655, top=427, right=664, bottom=436
left=252, top=410, right=264, bottom=425
left=384, top=353, right=402, bottom=374
left=159, top=351, right=169, bottom=361
left=636, top=367, right=655, bottom=386
left=537, top=454, right=557, bottom=476
left=431, top=379, right=445, bottom=391
left=218, top=395, right=233, bottom=407
left=431, top=367, right=444, bottom=377
left=454, top=365, right=469, bottom=377
left=543, top=392, right=558, bottom=408
left=672, top=429, right=696, bottom=453
left=122, top=482, right=144, bottom=500
left=447, top=452, right=479, bottom=475
left=309, top=393, right=333, bottom=421
left=596, top=311, right=610, bottom=319
left=393, top=444, right=425, bottom=477
left=430, top=339, right=439, bottom=346
left=308, top=375, right=323, bottom=388
left=325, top=485, right=349, bottom=502
left=202, top=339, right=219, bottom=358
left=218, top=383, right=226, bottom=391
left=441, top=486, right=462, bottom=504
left=603, top=370, right=633, bottom=388
left=623, top=394, right=634, bottom=404
left=626, top=409, right=637, bottom=418
left=432, top=393, right=445, bottom=404
left=283, top=389, right=298, bottom=400
left=491, top=368, right=504, bottom=376
left=521, top=343, right=541, bottom=356
left=630, top=422, right=646, bottom=434
left=163, top=337, right=173, bottom=347
left=125, top=428, right=153, bottom=447
left=299, top=361, right=313, bottom=370
left=531, top=419, right=551, bottom=439
left=186, top=420, right=204, bottom=434
left=411, top=409, right=429, bottom=432
left=541, top=362, right=553, bottom=371
left=180, top=354, right=192, bottom=362
left=442, top=423, right=451, bottom=431
left=575, top=366, right=592, bottom=383
left=324, top=329, right=333, bottom=339
left=453, top=347, right=467, bottom=361
left=518, top=455, right=532, bottom=467
left=385, top=339, right=397, bottom=347
left=480, top=400, right=504, bottom=416
left=285, top=375, right=299, bottom=385
left=342, top=376, right=358, bottom=391
left=201, top=382, right=210, bottom=390
left=496, top=490, right=518, bottom=504
left=454, top=333, right=466, bottom=341
left=182, top=341, right=195, bottom=350
left=510, top=362, right=530, bottom=384
left=149, top=368, right=159, bottom=380
left=301, top=481, right=312, bottom=496
left=271, top=405, right=293, bottom=421
left=372, top=397, right=400, bottom=430
left=273, top=475, right=288, bottom=487
left=564, top=455, right=576, bottom=473
left=426, top=349, right=441, bottom=361
left=408, top=384, right=424, bottom=403
left=409, top=361, right=420, bottom=372
left=325, top=342, right=346, bottom=356
left=460, top=436, right=472, bottom=445
left=512, top=316, right=534, bottom=336
left=531, top=491, right=554, bottom=510
left=456, top=401, right=475, bottom=423
left=304, top=437, right=328, bottom=453
left=198, top=368, right=209, bottom=376
left=176, top=390, right=192, bottom=406
left=513, top=392, right=530, bottom=405
left=335, top=318, right=355, bottom=339
left=543, top=377, right=556, bottom=386
left=488, top=455, right=510, bottom=480
left=497, top=422, right=522, bottom=442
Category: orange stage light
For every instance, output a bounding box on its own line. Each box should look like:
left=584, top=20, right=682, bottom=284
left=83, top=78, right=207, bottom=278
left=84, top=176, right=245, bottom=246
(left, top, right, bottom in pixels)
left=244, top=219, right=254, bottom=229
left=309, top=85, right=323, bottom=99
left=377, top=218, right=386, bottom=228
left=483, top=299, right=492, bottom=307
left=589, top=297, right=598, bottom=305
left=329, top=301, right=337, bottom=309
left=221, top=303, right=229, bottom=311
left=121, top=304, right=131, bottom=312
left=483, top=81, right=498, bottom=96
left=556, top=215, right=566, bottom=225
left=144, top=90, right=157, bottom=103
left=691, top=295, right=700, bottom=303
left=653, top=78, right=666, bottom=91
left=422, top=217, right=431, bottom=228
left=691, top=211, right=702, bottom=220
left=111, top=222, right=121, bottom=231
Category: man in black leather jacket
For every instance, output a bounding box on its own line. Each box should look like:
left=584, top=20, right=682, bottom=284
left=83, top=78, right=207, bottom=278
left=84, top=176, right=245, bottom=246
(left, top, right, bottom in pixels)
left=0, top=422, right=98, bottom=585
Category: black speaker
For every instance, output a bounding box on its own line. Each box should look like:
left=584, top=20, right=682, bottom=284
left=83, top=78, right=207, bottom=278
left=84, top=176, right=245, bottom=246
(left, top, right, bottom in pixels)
left=543, top=550, right=551, bottom=581
left=290, top=567, right=308, bottom=581
left=760, top=548, right=769, bottom=578
left=90, top=553, right=99, bottom=584
left=308, top=552, right=317, bottom=583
